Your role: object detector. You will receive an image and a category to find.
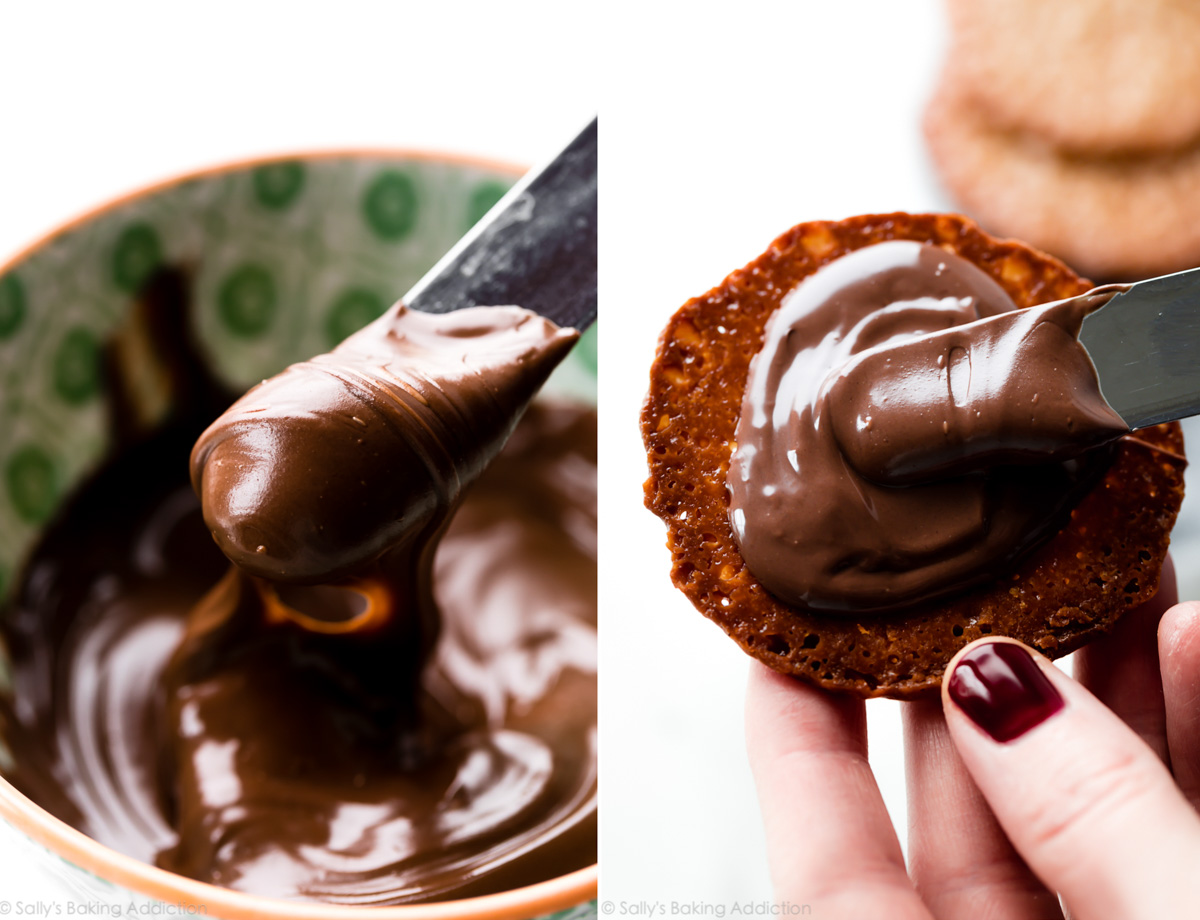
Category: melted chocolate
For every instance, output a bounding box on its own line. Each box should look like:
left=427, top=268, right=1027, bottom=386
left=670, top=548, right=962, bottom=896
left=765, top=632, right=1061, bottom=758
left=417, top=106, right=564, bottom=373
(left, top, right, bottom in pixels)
left=0, top=403, right=596, bottom=905
left=728, top=241, right=1118, bottom=613
left=191, top=304, right=578, bottom=584
left=828, top=286, right=1128, bottom=484
left=0, top=273, right=596, bottom=905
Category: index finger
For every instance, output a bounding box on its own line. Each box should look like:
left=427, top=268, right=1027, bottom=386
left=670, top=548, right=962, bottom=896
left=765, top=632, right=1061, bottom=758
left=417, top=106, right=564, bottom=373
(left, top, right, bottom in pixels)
left=745, top=663, right=931, bottom=919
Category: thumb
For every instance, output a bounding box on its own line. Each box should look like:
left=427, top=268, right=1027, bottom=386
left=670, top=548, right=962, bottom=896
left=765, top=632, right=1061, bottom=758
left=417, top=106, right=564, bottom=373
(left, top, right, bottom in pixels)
left=941, top=637, right=1200, bottom=920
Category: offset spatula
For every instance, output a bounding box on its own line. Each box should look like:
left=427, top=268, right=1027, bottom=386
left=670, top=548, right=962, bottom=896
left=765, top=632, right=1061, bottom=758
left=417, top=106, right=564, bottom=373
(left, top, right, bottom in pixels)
left=403, top=117, right=597, bottom=331
left=1080, top=268, right=1200, bottom=429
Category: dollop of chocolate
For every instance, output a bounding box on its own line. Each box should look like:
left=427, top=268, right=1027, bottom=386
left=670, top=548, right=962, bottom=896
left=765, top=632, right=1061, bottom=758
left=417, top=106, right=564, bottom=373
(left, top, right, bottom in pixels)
left=190, top=304, right=578, bottom=584
left=728, top=241, right=1121, bottom=613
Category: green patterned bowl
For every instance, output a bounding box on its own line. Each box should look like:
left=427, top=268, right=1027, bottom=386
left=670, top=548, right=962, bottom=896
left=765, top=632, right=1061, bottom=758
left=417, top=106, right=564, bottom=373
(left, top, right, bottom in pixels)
left=0, top=151, right=597, bottom=920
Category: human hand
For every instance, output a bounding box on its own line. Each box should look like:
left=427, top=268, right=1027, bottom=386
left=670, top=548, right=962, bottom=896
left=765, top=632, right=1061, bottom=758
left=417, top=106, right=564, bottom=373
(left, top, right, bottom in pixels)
left=745, top=558, right=1200, bottom=919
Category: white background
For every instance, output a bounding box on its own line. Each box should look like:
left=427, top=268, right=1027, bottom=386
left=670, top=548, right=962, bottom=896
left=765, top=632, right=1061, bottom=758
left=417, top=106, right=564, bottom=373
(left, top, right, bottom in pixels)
left=3, top=0, right=1200, bottom=910
left=0, top=2, right=596, bottom=262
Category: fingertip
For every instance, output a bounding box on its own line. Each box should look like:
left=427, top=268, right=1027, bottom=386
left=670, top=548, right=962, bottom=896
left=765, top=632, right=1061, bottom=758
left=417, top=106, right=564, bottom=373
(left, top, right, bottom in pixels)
left=746, top=657, right=852, bottom=715
left=745, top=660, right=803, bottom=730
left=744, top=662, right=792, bottom=758
left=745, top=661, right=866, bottom=766
left=744, top=661, right=781, bottom=747
left=941, top=638, right=1065, bottom=745
left=1158, top=601, right=1200, bottom=696
left=940, top=636, right=1052, bottom=719
left=1159, top=602, right=1200, bottom=808
left=746, top=657, right=794, bottom=698
left=1159, top=600, right=1200, bottom=655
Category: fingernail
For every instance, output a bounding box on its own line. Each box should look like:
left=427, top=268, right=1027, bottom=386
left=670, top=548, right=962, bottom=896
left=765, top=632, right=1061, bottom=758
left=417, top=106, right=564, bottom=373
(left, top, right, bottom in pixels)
left=947, top=642, right=1064, bottom=743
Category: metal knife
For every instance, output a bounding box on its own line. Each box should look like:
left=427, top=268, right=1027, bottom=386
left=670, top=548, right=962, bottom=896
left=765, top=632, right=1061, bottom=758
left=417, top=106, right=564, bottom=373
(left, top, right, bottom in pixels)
left=1080, top=267, right=1200, bottom=429
left=403, top=117, right=597, bottom=331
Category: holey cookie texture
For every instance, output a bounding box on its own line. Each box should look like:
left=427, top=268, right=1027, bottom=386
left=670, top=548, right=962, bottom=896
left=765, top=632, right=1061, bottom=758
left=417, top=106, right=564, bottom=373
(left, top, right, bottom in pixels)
left=642, top=213, right=1186, bottom=699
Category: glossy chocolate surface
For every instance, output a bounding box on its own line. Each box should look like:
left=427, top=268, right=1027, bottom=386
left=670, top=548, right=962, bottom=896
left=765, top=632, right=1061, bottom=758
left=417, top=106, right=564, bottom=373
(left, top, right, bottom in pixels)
left=728, top=241, right=1120, bottom=613
left=191, top=304, right=578, bottom=584
left=0, top=273, right=596, bottom=905
left=828, top=285, right=1128, bottom=484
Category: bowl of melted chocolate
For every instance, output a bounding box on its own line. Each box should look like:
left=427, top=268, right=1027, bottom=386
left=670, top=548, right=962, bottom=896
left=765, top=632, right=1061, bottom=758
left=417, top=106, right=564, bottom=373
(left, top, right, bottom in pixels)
left=0, top=153, right=597, bottom=917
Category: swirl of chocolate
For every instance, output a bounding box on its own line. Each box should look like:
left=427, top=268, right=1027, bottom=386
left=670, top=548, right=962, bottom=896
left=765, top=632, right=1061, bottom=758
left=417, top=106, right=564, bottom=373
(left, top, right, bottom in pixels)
left=161, top=403, right=598, bottom=901
left=191, top=304, right=578, bottom=584
left=827, top=285, right=1129, bottom=484
left=727, top=241, right=1123, bottom=613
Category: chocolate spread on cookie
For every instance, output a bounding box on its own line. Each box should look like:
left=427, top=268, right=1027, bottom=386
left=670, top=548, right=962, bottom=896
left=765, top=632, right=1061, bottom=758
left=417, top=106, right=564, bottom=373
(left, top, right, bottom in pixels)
left=728, top=241, right=1127, bottom=613
left=828, top=284, right=1129, bottom=484
left=0, top=273, right=596, bottom=904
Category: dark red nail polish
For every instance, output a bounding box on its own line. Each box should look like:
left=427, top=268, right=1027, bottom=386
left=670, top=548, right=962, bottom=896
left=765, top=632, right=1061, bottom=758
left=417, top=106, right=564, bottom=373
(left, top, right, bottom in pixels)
left=947, top=642, right=1064, bottom=742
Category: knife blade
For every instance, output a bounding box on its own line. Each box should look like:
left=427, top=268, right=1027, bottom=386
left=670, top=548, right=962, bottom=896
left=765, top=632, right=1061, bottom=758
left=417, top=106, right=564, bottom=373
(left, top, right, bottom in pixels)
left=403, top=117, right=597, bottom=331
left=1079, top=267, right=1200, bottom=430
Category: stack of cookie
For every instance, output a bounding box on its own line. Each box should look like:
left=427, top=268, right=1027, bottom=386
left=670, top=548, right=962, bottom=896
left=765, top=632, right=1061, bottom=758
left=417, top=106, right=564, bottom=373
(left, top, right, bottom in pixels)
left=925, top=0, right=1200, bottom=280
